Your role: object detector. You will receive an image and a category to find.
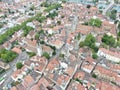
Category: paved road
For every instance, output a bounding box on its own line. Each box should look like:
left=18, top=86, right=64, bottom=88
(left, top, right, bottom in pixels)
left=71, top=16, right=78, bottom=32
left=103, top=2, right=114, bottom=15
left=55, top=29, right=69, bottom=58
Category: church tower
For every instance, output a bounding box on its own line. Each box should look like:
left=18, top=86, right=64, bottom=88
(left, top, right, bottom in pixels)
left=37, top=42, right=42, bottom=56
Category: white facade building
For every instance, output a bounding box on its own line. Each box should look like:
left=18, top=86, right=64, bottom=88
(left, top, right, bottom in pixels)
left=97, top=48, right=120, bottom=63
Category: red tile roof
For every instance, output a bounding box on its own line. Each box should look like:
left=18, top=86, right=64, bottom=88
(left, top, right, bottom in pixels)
left=11, top=47, right=22, bottom=54
left=74, top=71, right=85, bottom=80
left=10, top=87, right=17, bottom=90
left=67, top=80, right=85, bottom=90
left=22, top=74, right=34, bottom=88
left=12, top=69, right=22, bottom=79
left=30, top=85, right=39, bottom=90
left=100, top=81, right=120, bottom=90
left=99, top=48, right=120, bottom=59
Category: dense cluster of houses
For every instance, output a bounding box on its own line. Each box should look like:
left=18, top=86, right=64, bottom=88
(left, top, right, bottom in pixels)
left=0, top=0, right=120, bottom=90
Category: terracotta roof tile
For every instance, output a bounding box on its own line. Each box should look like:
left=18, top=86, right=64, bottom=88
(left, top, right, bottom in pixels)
left=30, top=85, right=39, bottom=90
left=10, top=86, right=17, bottom=90
left=99, top=48, right=120, bottom=59
left=74, top=71, right=85, bottom=80
left=11, top=47, right=22, bottom=54
left=22, top=74, right=34, bottom=88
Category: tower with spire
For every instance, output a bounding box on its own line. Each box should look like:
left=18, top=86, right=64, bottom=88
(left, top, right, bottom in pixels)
left=37, top=41, right=42, bottom=57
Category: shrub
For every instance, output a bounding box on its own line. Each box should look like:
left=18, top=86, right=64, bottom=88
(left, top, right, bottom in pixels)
left=92, top=73, right=97, bottom=78
left=27, top=52, right=36, bottom=57
left=92, top=53, right=98, bottom=59
left=16, top=62, right=23, bottom=69
left=42, top=52, right=50, bottom=59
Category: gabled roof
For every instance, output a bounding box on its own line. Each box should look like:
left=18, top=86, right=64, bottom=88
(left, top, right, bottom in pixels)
left=11, top=47, right=22, bottom=54
left=99, top=48, right=120, bottom=59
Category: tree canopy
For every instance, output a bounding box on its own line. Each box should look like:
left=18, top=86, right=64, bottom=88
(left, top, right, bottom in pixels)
left=44, top=4, right=61, bottom=12
left=102, top=34, right=116, bottom=47
left=41, top=2, right=49, bottom=7
left=79, top=34, right=98, bottom=52
left=30, top=5, right=35, bottom=11
left=86, top=5, right=91, bottom=9
left=16, top=62, right=23, bottom=69
left=118, top=22, right=120, bottom=30
left=84, top=34, right=96, bottom=47
left=42, top=52, right=50, bottom=59
left=0, top=49, right=17, bottom=63
left=109, top=9, right=117, bottom=20
left=36, top=16, right=46, bottom=23
left=27, top=52, right=36, bottom=57
left=23, top=25, right=34, bottom=36
left=0, top=17, right=34, bottom=44
left=89, top=18, right=102, bottom=28
left=92, top=53, right=98, bottom=59
left=47, top=11, right=58, bottom=19
left=0, top=23, right=3, bottom=28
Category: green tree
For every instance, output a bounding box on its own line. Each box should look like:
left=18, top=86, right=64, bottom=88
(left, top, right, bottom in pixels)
left=118, top=22, right=120, bottom=30
left=117, top=40, right=120, bottom=47
left=36, top=16, right=46, bottom=23
left=38, top=29, right=44, bottom=34
left=79, top=41, right=85, bottom=47
left=47, top=11, right=58, bottom=19
left=59, top=53, right=64, bottom=58
left=89, top=18, right=102, bottom=28
left=102, top=34, right=116, bottom=47
left=109, top=9, right=117, bottom=20
left=27, top=52, right=36, bottom=57
left=42, top=52, right=50, bottom=59
left=40, top=40, right=45, bottom=44
left=11, top=81, right=20, bottom=86
left=52, top=51, right=56, bottom=56
left=57, top=21, right=61, bottom=25
left=0, top=23, right=3, bottom=28
left=0, top=12, right=36, bottom=45
left=35, top=33, right=40, bottom=40
left=84, top=34, right=96, bottom=47
left=77, top=33, right=81, bottom=40
left=92, top=73, right=97, bottom=78
left=81, top=34, right=98, bottom=52
left=92, top=53, right=98, bottom=59
left=30, top=5, right=35, bottom=11
left=86, top=5, right=91, bottom=9
left=62, top=0, right=66, bottom=3
left=74, top=78, right=83, bottom=85
left=50, top=46, right=56, bottom=51
left=0, top=49, right=17, bottom=63
left=118, top=31, right=120, bottom=38
left=1, top=54, right=8, bottom=62
left=44, top=4, right=61, bottom=12
left=41, top=2, right=49, bottom=7
left=23, top=25, right=34, bottom=36
left=16, top=62, right=23, bottom=69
